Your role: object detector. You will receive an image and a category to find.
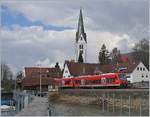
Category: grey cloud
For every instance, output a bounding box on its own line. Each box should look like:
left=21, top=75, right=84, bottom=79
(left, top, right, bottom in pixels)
left=3, top=0, right=148, bottom=39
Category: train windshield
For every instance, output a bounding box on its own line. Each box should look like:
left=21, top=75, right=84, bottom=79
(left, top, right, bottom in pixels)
left=119, top=74, right=127, bottom=80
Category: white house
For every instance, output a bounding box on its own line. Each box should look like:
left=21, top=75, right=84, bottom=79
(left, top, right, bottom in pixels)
left=63, top=62, right=72, bottom=78
left=126, top=62, right=149, bottom=83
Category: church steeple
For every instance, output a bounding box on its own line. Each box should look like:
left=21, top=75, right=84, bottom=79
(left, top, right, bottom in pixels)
left=75, top=9, right=87, bottom=63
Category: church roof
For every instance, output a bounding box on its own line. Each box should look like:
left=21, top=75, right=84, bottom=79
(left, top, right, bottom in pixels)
left=76, top=9, right=87, bottom=43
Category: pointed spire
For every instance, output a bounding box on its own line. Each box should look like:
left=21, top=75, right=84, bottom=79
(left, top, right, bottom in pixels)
left=76, top=8, right=87, bottom=42
left=77, top=8, right=84, bottom=34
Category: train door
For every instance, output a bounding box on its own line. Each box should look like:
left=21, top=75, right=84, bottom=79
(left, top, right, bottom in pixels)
left=101, top=77, right=106, bottom=85
left=81, top=79, right=85, bottom=85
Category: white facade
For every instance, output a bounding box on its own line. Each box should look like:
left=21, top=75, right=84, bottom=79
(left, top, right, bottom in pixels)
left=127, top=62, right=149, bottom=83
left=62, top=63, right=71, bottom=78
left=76, top=34, right=87, bottom=62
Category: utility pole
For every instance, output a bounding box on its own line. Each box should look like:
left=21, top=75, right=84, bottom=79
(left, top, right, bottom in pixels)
left=37, top=63, right=42, bottom=97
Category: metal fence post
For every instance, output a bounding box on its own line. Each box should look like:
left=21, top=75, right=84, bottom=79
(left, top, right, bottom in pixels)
left=120, top=95, right=122, bottom=116
left=107, top=93, right=109, bottom=114
left=102, top=93, right=105, bottom=113
left=113, top=93, right=115, bottom=113
left=129, top=95, right=131, bottom=116
left=140, top=97, right=142, bottom=116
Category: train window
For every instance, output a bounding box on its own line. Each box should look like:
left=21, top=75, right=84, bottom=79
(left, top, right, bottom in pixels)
left=106, top=78, right=115, bottom=83
left=85, top=80, right=101, bottom=84
left=81, top=79, right=85, bottom=85
left=94, top=80, right=99, bottom=84
left=75, top=80, right=81, bottom=84
left=95, top=80, right=101, bottom=84
left=85, top=80, right=89, bottom=84
left=101, top=78, right=106, bottom=83
left=85, top=80, right=93, bottom=84
left=96, top=80, right=100, bottom=83
left=65, top=80, right=71, bottom=85
left=119, top=74, right=127, bottom=80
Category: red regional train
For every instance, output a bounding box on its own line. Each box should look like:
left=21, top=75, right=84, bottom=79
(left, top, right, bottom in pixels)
left=57, top=73, right=128, bottom=89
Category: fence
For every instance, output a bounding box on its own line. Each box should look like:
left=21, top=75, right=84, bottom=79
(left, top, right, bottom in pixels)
left=1, top=91, right=33, bottom=116
left=59, top=89, right=149, bottom=116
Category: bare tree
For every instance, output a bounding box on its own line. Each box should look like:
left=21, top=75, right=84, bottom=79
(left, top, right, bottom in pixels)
left=1, top=63, right=14, bottom=91
left=133, top=39, right=149, bottom=69
left=110, top=47, right=122, bottom=64
left=1, top=63, right=13, bottom=80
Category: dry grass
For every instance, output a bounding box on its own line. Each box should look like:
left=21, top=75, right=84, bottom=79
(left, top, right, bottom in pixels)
left=48, top=91, right=60, bottom=102
left=48, top=91, right=149, bottom=112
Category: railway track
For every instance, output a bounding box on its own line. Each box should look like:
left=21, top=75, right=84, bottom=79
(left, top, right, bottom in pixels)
left=60, top=88, right=149, bottom=92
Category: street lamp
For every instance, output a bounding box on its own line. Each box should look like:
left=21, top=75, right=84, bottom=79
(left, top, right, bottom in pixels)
left=37, top=63, right=42, bottom=97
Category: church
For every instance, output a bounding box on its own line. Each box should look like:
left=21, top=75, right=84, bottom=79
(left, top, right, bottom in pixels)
left=75, top=9, right=87, bottom=63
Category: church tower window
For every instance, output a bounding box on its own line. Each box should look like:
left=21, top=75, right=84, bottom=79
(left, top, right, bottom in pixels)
left=79, top=44, right=83, bottom=49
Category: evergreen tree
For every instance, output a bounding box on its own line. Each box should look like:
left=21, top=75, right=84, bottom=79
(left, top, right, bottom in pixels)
left=98, top=44, right=110, bottom=64
left=55, top=62, right=60, bottom=69
left=78, top=51, right=84, bottom=63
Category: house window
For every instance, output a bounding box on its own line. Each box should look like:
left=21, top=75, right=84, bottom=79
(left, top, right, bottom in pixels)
left=141, top=74, right=144, bottom=78
left=140, top=67, right=142, bottom=71
left=146, top=75, right=148, bottom=78
left=137, top=67, right=139, bottom=71
left=143, top=68, right=145, bottom=71
left=65, top=70, right=68, bottom=73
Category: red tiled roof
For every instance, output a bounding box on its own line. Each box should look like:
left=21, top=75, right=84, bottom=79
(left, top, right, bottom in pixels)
left=25, top=67, right=62, bottom=78
left=120, top=52, right=135, bottom=62
left=64, top=60, right=140, bottom=76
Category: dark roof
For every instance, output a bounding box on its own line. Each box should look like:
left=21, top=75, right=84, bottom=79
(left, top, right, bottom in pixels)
left=64, top=61, right=140, bottom=76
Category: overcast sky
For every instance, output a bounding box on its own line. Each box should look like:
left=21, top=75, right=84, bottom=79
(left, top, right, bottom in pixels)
left=1, top=0, right=149, bottom=74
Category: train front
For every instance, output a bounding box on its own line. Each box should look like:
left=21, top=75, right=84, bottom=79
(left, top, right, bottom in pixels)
left=118, top=73, right=128, bottom=88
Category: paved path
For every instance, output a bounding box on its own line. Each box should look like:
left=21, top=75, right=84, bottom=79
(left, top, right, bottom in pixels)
left=16, top=96, right=48, bottom=116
